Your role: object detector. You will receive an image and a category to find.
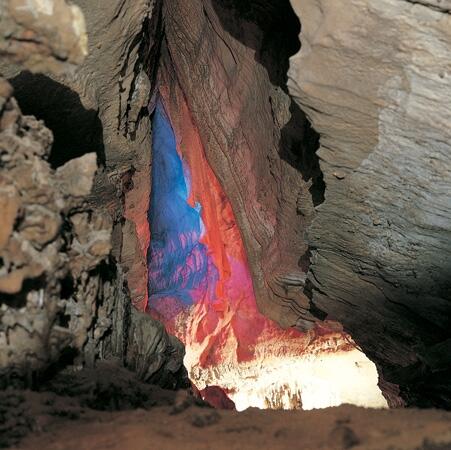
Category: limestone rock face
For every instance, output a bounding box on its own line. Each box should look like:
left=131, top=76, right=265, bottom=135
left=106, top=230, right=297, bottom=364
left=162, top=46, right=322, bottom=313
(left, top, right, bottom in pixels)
left=0, top=78, right=113, bottom=379
left=163, top=0, right=322, bottom=329
left=0, top=0, right=186, bottom=387
left=288, top=0, right=451, bottom=406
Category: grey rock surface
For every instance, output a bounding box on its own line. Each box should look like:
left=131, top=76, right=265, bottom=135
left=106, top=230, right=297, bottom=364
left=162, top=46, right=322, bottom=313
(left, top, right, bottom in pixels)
left=288, top=0, right=451, bottom=406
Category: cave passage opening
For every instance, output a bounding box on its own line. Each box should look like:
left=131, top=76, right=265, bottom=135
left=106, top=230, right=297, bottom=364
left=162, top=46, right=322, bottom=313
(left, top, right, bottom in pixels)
left=144, top=86, right=388, bottom=411
left=139, top=0, right=390, bottom=412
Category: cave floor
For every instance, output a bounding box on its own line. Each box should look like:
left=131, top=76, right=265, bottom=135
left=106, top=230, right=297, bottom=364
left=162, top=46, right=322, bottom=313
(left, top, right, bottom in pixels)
left=7, top=392, right=451, bottom=450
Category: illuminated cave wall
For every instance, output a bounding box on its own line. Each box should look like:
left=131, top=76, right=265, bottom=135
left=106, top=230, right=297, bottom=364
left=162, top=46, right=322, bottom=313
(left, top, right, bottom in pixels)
left=147, top=79, right=388, bottom=411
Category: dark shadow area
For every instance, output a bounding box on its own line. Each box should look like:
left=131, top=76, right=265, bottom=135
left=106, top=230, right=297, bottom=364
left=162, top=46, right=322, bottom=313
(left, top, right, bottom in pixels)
left=211, top=0, right=300, bottom=89
left=0, top=275, right=46, bottom=309
left=59, top=274, right=76, bottom=301
left=37, top=347, right=80, bottom=389
left=9, top=72, right=105, bottom=168
left=298, top=249, right=312, bottom=273
left=386, top=360, right=451, bottom=410
left=280, top=102, right=325, bottom=206
left=118, top=0, right=163, bottom=138
left=211, top=0, right=325, bottom=206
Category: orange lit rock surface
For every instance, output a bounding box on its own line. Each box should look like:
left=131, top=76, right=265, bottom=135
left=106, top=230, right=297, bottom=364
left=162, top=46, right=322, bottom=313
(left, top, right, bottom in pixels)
left=146, top=74, right=387, bottom=411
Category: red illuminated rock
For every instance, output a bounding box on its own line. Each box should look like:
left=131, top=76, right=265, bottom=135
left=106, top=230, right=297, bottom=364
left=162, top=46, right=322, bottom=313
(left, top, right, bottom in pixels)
left=146, top=72, right=387, bottom=411
left=163, top=0, right=319, bottom=330
left=200, top=386, right=236, bottom=410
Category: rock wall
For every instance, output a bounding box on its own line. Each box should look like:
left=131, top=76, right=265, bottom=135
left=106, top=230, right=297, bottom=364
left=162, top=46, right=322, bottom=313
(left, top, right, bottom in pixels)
left=0, top=0, right=186, bottom=388
left=0, top=0, right=112, bottom=381
left=288, top=0, right=451, bottom=407
left=163, top=0, right=322, bottom=329
left=162, top=0, right=451, bottom=407
left=1, top=0, right=450, bottom=409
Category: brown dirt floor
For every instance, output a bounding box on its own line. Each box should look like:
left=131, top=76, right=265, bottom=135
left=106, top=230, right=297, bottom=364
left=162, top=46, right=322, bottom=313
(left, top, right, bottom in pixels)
left=6, top=395, right=451, bottom=450
left=2, top=363, right=451, bottom=450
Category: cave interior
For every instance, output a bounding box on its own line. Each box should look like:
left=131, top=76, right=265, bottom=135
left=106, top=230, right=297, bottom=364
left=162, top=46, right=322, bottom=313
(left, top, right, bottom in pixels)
left=0, top=0, right=451, bottom=448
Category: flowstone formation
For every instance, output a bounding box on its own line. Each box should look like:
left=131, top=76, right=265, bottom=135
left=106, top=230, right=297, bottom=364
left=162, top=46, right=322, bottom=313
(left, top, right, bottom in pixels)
left=146, top=74, right=387, bottom=410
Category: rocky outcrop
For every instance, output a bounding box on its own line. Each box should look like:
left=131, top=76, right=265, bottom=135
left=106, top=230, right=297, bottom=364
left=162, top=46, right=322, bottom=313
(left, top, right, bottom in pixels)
left=0, top=67, right=114, bottom=381
left=0, top=0, right=87, bottom=74
left=288, top=0, right=451, bottom=407
left=0, top=0, right=185, bottom=388
left=0, top=0, right=111, bottom=383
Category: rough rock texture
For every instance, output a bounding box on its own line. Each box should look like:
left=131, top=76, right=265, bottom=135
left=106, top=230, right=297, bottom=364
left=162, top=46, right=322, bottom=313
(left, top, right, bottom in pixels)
left=288, top=0, right=451, bottom=407
left=0, top=0, right=185, bottom=388
left=0, top=0, right=87, bottom=73
left=55, top=0, right=162, bottom=313
left=0, top=0, right=113, bottom=381
left=1, top=0, right=450, bottom=413
left=163, top=0, right=323, bottom=329
left=1, top=0, right=161, bottom=312
left=0, top=79, right=114, bottom=380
